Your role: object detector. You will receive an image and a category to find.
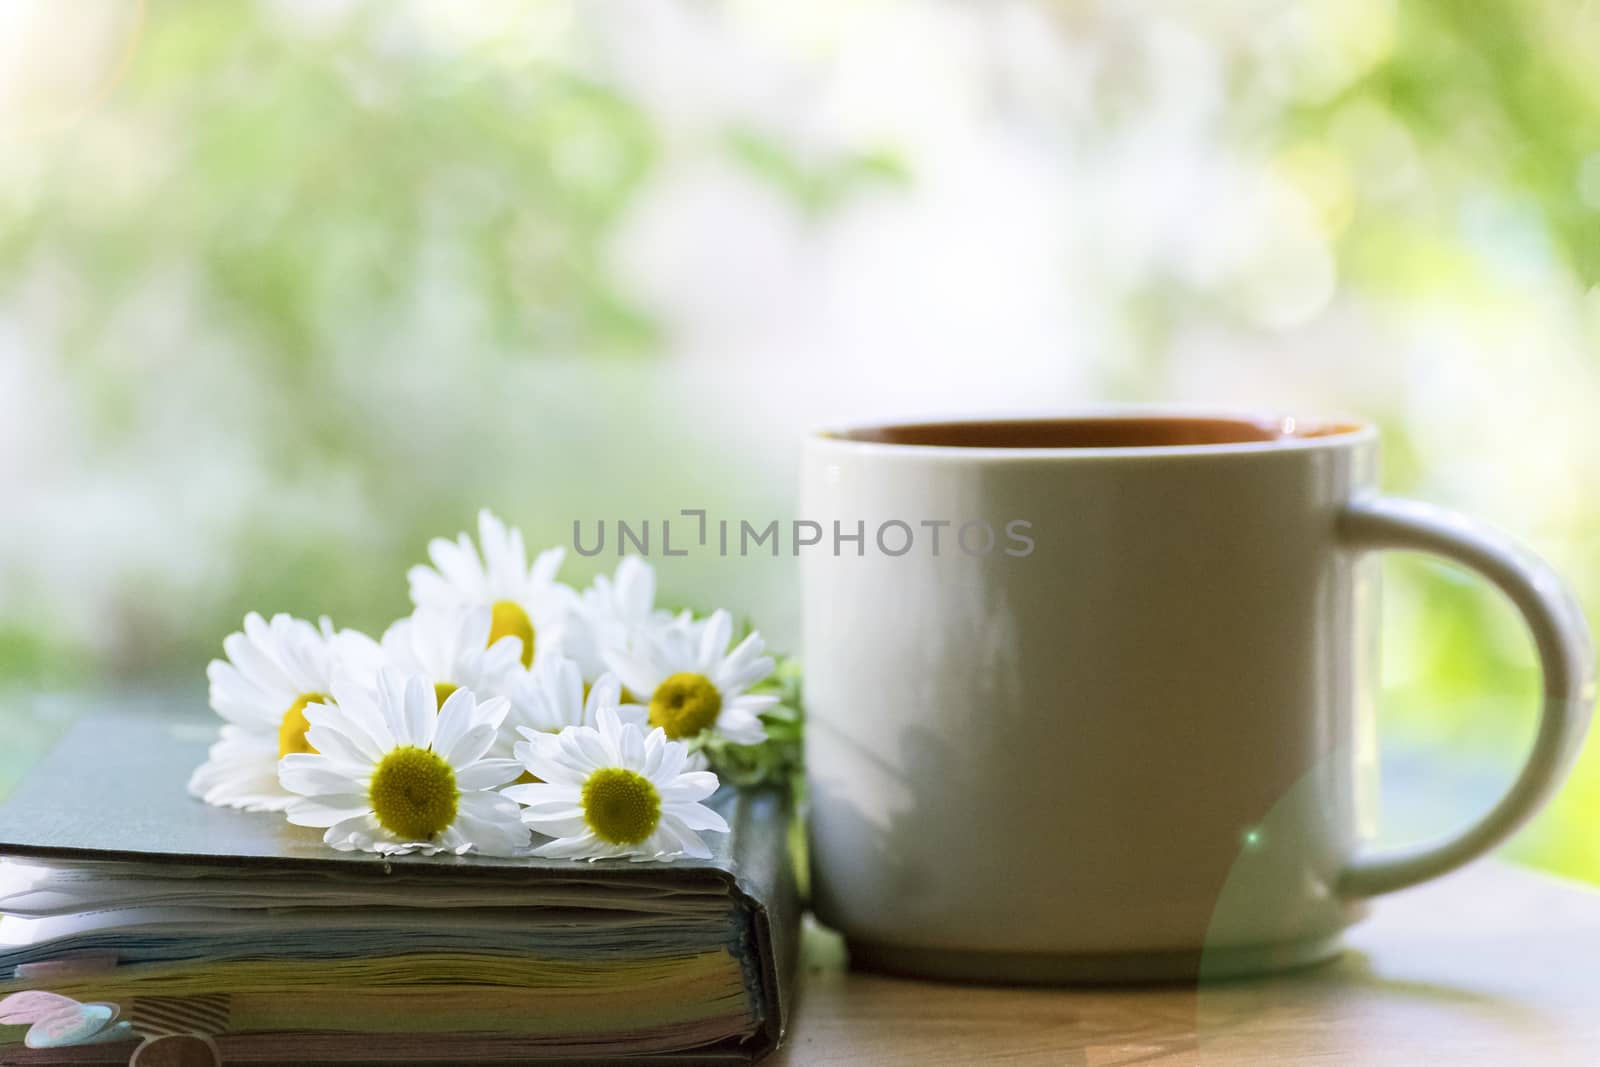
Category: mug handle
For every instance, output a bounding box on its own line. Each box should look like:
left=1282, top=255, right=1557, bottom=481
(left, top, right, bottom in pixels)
left=1336, top=495, right=1595, bottom=897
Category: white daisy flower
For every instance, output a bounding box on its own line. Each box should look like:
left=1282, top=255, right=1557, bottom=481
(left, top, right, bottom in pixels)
left=495, top=659, right=647, bottom=772
left=380, top=605, right=523, bottom=710
left=407, top=509, right=573, bottom=669
left=505, top=658, right=643, bottom=741
left=279, top=670, right=528, bottom=856
left=505, top=707, right=729, bottom=861
left=188, top=613, right=382, bottom=813
left=561, top=556, right=682, bottom=682
left=607, top=610, right=778, bottom=746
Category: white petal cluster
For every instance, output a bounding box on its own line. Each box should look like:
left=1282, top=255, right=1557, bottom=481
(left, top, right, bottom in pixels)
left=189, top=510, right=776, bottom=860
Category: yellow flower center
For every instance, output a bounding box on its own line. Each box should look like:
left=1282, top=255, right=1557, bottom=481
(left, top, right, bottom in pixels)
left=278, top=693, right=328, bottom=758
left=433, top=681, right=459, bottom=709
left=581, top=767, right=661, bottom=845
left=490, top=600, right=535, bottom=668
left=648, top=672, right=722, bottom=740
left=367, top=746, right=459, bottom=841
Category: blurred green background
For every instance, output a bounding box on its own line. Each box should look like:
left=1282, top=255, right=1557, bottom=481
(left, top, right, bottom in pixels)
left=2, top=1, right=1599, bottom=880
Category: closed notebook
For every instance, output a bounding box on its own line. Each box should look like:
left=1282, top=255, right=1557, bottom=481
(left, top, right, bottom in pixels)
left=0, top=704, right=799, bottom=1063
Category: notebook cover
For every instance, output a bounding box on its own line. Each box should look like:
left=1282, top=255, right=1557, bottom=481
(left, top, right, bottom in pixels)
left=0, top=697, right=799, bottom=1062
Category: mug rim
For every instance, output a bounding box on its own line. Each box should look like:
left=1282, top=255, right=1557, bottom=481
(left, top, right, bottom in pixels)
left=809, top=408, right=1378, bottom=459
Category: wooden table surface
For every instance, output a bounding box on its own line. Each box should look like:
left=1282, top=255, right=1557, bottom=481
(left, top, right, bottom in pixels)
left=775, top=861, right=1600, bottom=1065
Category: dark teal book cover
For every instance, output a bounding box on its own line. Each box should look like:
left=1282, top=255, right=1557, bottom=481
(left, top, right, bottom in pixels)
left=0, top=706, right=798, bottom=1063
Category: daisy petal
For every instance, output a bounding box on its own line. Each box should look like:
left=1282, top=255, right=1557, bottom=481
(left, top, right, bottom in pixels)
left=303, top=722, right=377, bottom=766
left=401, top=673, right=437, bottom=748
left=658, top=771, right=720, bottom=803
left=431, top=687, right=477, bottom=759
left=696, top=610, right=733, bottom=668
left=284, top=793, right=372, bottom=827
left=664, top=801, right=729, bottom=833
left=533, top=832, right=607, bottom=859
left=278, top=755, right=368, bottom=797
left=442, top=723, right=498, bottom=769
left=455, top=758, right=523, bottom=790
left=601, top=650, right=660, bottom=705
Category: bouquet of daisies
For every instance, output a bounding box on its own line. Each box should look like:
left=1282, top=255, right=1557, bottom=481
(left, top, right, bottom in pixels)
left=187, top=511, right=801, bottom=862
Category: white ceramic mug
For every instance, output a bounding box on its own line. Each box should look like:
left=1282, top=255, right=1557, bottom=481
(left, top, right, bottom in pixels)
left=801, top=412, right=1595, bottom=981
